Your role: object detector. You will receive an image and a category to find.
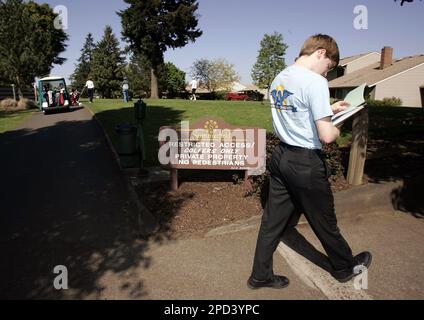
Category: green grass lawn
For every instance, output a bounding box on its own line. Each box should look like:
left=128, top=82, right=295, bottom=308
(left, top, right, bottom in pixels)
left=0, top=109, right=34, bottom=134
left=85, top=98, right=424, bottom=167
left=86, top=98, right=273, bottom=167
left=87, top=98, right=273, bottom=129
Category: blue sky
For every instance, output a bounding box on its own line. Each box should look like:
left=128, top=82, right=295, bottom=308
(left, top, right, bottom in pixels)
left=38, top=0, right=424, bottom=84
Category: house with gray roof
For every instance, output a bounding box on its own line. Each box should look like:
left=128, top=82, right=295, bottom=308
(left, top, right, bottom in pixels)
left=328, top=47, right=424, bottom=108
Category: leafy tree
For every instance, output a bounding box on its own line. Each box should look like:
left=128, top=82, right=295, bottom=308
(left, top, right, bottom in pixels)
left=191, top=58, right=240, bottom=92
left=119, top=0, right=202, bottom=99
left=190, top=58, right=212, bottom=89
left=251, top=32, right=288, bottom=91
left=126, top=55, right=186, bottom=99
left=159, top=62, right=186, bottom=98
left=90, top=26, right=125, bottom=99
left=70, top=33, right=96, bottom=92
left=0, top=0, right=68, bottom=97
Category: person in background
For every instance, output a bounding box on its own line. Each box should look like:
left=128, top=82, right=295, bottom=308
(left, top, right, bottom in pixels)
left=85, top=77, right=95, bottom=103
left=122, top=79, right=130, bottom=103
left=70, top=88, right=80, bottom=106
left=43, top=84, right=50, bottom=106
left=190, top=78, right=198, bottom=100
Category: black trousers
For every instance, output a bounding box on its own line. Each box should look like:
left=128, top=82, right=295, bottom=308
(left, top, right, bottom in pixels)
left=251, top=142, right=355, bottom=280
left=88, top=88, right=94, bottom=102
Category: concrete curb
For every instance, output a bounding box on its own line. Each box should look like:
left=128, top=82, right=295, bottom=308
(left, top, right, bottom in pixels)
left=206, top=179, right=403, bottom=237
left=85, top=104, right=158, bottom=236
left=334, top=180, right=402, bottom=218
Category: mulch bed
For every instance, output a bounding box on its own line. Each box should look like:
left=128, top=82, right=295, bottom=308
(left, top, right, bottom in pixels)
left=136, top=139, right=423, bottom=239
left=137, top=171, right=262, bottom=239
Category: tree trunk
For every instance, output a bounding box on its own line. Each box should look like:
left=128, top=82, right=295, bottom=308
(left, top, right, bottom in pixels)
left=150, top=67, right=159, bottom=99
left=15, top=75, right=23, bottom=100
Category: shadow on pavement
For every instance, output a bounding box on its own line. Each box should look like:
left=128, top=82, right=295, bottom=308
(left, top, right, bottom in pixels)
left=0, top=113, right=169, bottom=299
left=391, top=175, right=424, bottom=219
left=364, top=143, right=423, bottom=219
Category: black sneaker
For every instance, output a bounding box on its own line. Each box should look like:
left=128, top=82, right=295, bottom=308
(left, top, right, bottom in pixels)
left=247, top=275, right=289, bottom=290
left=331, top=251, right=372, bottom=283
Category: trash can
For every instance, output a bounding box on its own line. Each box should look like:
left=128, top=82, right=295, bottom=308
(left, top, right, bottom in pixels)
left=116, top=123, right=137, bottom=168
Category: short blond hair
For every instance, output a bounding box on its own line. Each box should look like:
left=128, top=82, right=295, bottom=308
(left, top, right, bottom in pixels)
left=299, top=34, right=340, bottom=66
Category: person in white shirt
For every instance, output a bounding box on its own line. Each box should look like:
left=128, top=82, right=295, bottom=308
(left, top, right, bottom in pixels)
left=190, top=78, right=198, bottom=100
left=122, top=80, right=129, bottom=103
left=85, top=78, right=95, bottom=103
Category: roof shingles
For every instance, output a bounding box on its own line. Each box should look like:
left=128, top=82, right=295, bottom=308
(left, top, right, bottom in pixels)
left=329, top=55, right=424, bottom=88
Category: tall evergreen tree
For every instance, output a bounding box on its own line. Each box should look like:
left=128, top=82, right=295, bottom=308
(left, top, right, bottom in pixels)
left=90, top=26, right=125, bottom=99
left=251, top=32, right=288, bottom=92
left=70, top=33, right=96, bottom=92
left=119, top=0, right=202, bottom=99
left=0, top=0, right=68, bottom=97
left=125, top=53, right=151, bottom=98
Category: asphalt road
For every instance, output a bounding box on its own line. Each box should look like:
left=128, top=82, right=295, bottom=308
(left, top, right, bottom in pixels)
left=0, top=107, right=147, bottom=299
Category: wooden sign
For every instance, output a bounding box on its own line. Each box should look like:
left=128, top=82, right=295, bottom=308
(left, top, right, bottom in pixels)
left=158, top=118, right=266, bottom=190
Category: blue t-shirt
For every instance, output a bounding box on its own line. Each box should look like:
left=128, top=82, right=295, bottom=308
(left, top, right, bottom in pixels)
left=270, top=64, right=333, bottom=150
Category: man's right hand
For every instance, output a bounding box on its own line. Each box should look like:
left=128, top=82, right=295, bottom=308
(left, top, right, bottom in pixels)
left=331, top=100, right=350, bottom=114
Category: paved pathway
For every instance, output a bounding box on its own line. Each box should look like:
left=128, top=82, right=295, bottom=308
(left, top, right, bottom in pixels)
left=0, top=107, right=146, bottom=299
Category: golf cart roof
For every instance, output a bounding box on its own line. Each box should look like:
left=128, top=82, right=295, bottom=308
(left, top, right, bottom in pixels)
left=39, top=76, right=65, bottom=81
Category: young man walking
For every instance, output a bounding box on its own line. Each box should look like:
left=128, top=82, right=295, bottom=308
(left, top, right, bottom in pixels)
left=248, top=34, right=372, bottom=290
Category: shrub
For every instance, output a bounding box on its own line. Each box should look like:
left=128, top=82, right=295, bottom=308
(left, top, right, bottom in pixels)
left=0, top=98, right=18, bottom=111
left=227, top=92, right=249, bottom=101
left=366, top=97, right=402, bottom=107
left=227, top=91, right=265, bottom=101
left=214, top=90, right=230, bottom=100
left=17, top=98, right=37, bottom=110
left=238, top=133, right=344, bottom=202
left=321, top=142, right=344, bottom=178
left=1, top=98, right=37, bottom=111
left=196, top=91, right=229, bottom=100
left=246, top=90, right=265, bottom=101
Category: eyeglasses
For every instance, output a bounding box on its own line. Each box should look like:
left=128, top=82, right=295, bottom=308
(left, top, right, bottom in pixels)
left=327, top=62, right=336, bottom=73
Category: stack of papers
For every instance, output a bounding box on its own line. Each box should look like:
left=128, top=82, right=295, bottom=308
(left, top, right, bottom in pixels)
left=332, top=83, right=367, bottom=126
